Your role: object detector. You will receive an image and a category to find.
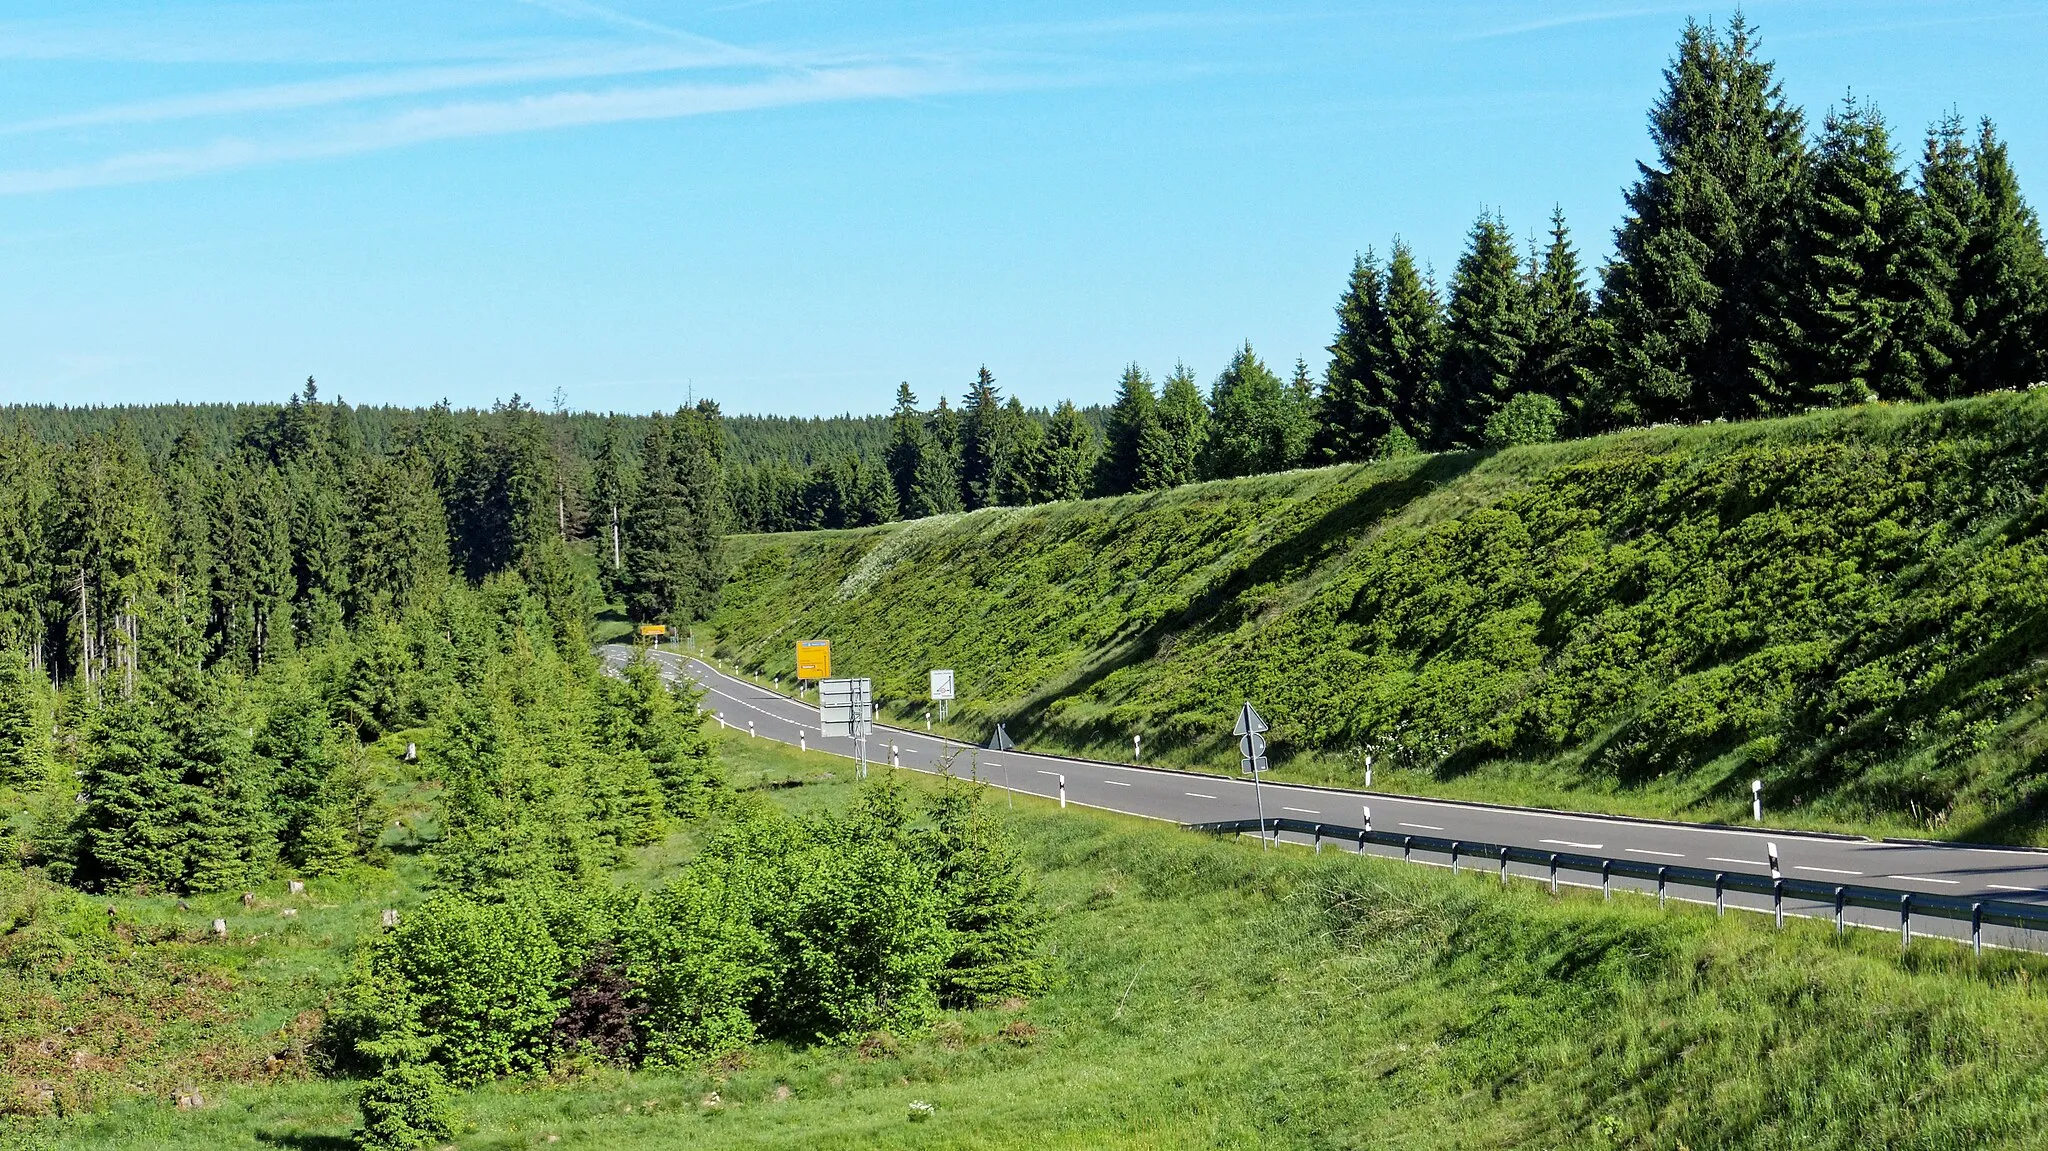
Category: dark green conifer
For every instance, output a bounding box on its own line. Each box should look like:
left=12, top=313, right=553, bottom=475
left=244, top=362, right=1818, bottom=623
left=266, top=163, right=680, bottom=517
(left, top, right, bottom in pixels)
left=1314, top=252, right=1397, bottom=462
left=1095, top=365, right=1159, bottom=495
left=1436, top=212, right=1537, bottom=447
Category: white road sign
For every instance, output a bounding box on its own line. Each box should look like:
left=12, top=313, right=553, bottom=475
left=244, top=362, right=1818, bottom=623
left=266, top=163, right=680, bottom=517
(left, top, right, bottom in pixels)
left=819, top=677, right=874, bottom=739
left=930, top=669, right=956, bottom=701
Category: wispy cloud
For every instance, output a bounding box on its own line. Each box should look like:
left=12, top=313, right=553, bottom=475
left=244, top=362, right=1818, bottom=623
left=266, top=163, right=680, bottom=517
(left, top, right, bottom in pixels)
left=0, top=63, right=1003, bottom=195
left=1461, top=4, right=1702, bottom=41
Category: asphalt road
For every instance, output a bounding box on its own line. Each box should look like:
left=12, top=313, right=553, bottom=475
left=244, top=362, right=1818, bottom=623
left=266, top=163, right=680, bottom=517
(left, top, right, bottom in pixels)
left=605, top=644, right=2048, bottom=953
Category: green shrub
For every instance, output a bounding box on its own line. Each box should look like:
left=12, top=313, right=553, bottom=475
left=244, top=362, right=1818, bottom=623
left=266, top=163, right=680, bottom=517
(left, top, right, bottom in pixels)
left=354, top=1063, right=457, bottom=1151
left=1482, top=391, right=1564, bottom=446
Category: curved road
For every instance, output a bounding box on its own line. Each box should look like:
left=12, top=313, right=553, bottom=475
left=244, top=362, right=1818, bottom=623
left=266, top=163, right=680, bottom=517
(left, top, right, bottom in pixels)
left=607, top=644, right=2048, bottom=952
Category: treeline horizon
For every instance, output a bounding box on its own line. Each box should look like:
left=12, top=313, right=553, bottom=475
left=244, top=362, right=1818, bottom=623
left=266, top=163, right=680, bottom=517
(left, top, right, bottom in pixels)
left=8, top=17, right=2047, bottom=542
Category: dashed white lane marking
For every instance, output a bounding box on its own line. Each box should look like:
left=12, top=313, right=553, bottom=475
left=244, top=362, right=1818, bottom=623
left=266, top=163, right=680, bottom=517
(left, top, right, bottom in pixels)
left=1887, top=874, right=1961, bottom=885
left=1990, top=884, right=2037, bottom=892
left=1186, top=792, right=1218, bottom=800
left=1036, top=770, right=1061, bottom=776
left=1540, top=838, right=1603, bottom=850
left=1282, top=806, right=1321, bottom=814
left=1707, top=857, right=1759, bottom=866
left=1104, top=780, right=1132, bottom=787
left=1793, top=865, right=1863, bottom=876
left=1627, top=848, right=1685, bottom=859
left=1399, top=822, right=1444, bottom=831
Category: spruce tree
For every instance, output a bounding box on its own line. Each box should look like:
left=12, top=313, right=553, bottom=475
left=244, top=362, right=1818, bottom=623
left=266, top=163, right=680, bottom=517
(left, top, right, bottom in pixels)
left=622, top=405, right=724, bottom=629
left=1033, top=401, right=1098, bottom=502
left=1382, top=242, right=1447, bottom=443
left=1314, top=252, right=1397, bottom=462
left=989, top=398, right=1045, bottom=506
left=1203, top=343, right=1300, bottom=479
left=1150, top=363, right=1209, bottom=488
left=906, top=430, right=964, bottom=519
left=1955, top=120, right=2048, bottom=393
left=958, top=368, right=1002, bottom=510
left=882, top=383, right=922, bottom=515
left=1896, top=114, right=1975, bottom=398
left=1523, top=208, right=1597, bottom=423
left=1596, top=16, right=1808, bottom=425
left=923, top=784, right=1046, bottom=1008
left=1761, top=94, right=1918, bottom=408
left=1436, top=212, right=1537, bottom=447
left=1094, top=364, right=1158, bottom=495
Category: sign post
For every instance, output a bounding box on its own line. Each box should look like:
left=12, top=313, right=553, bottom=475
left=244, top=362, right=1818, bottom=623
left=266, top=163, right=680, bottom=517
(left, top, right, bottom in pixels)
left=819, top=676, right=874, bottom=779
left=930, top=669, right=955, bottom=722
left=987, top=723, right=1015, bottom=808
left=1235, top=702, right=1270, bottom=848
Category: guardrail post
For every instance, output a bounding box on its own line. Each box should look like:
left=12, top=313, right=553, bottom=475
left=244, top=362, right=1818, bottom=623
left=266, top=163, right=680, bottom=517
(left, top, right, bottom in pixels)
left=1834, top=887, right=1846, bottom=936
left=1403, top=836, right=1412, bottom=863
left=1548, top=853, right=1558, bottom=895
left=1972, top=902, right=1983, bottom=958
left=1498, top=846, right=1509, bottom=885
left=1773, top=879, right=1784, bottom=928
left=1657, top=866, right=1668, bottom=908
left=1451, top=842, right=1461, bottom=876
left=1601, top=861, right=1611, bottom=901
left=1900, top=894, right=1912, bottom=950
left=1715, top=873, right=1726, bottom=917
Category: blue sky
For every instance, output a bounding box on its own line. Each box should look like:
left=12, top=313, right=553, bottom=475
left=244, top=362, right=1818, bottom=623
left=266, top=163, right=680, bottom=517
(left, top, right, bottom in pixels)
left=0, top=2, right=2043, bottom=417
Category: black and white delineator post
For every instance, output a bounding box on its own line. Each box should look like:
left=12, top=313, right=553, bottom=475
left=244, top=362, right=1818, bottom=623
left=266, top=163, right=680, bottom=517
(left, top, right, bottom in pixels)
left=1752, top=778, right=1764, bottom=821
left=987, top=723, right=1016, bottom=808
left=1236, top=702, right=1271, bottom=848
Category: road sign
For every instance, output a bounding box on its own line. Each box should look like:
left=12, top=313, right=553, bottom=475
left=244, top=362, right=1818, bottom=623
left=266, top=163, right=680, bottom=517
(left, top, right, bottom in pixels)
left=1235, top=701, right=1271, bottom=847
left=986, top=723, right=1014, bottom=752
left=818, top=677, right=872, bottom=738
left=797, top=640, right=831, bottom=680
left=930, top=669, right=955, bottom=701
left=1235, top=703, right=1269, bottom=775
left=1238, top=730, right=1268, bottom=775
left=636, top=624, right=667, bottom=644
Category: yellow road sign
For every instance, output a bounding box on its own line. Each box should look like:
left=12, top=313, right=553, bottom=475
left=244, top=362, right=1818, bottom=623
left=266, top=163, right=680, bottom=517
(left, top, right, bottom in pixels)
left=797, top=640, right=831, bottom=680
left=638, top=624, right=668, bottom=638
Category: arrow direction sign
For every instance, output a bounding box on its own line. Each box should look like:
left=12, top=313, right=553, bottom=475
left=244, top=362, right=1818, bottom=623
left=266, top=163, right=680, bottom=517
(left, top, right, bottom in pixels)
left=1235, top=701, right=1272, bottom=847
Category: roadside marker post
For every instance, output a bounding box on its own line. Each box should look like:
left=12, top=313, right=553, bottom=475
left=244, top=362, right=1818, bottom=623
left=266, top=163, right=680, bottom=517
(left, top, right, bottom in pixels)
left=1364, top=753, right=1373, bottom=790
left=1058, top=775, right=1067, bottom=809
left=1752, top=779, right=1763, bottom=821
left=748, top=721, right=756, bottom=739
left=1235, top=702, right=1271, bottom=848
left=1133, top=734, right=1142, bottom=762
left=891, top=743, right=900, bottom=767
left=1768, top=842, right=1780, bottom=879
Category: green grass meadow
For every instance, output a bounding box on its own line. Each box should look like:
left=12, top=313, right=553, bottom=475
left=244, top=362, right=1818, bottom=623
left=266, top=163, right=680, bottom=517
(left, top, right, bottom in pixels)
left=17, top=730, right=2048, bottom=1150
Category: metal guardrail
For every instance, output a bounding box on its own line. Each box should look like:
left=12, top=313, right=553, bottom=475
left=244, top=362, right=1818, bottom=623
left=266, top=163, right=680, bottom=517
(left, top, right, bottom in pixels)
left=1187, top=816, right=2048, bottom=956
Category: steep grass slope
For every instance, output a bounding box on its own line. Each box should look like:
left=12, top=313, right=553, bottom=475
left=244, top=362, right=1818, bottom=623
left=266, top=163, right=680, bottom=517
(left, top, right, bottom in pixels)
left=711, top=394, right=2048, bottom=842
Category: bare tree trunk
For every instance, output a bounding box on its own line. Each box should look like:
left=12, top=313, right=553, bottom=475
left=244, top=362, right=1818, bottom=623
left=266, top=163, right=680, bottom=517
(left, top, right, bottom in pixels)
left=75, top=568, right=92, bottom=687
left=610, top=503, right=621, bottom=569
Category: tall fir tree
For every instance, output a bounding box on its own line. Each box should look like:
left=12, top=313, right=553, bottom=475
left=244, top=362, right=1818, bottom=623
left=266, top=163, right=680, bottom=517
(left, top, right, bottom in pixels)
left=1094, top=365, right=1158, bottom=495
left=1955, top=120, right=2048, bottom=393
left=622, top=405, right=725, bottom=630
left=1033, top=401, right=1098, bottom=502
left=1435, top=212, right=1537, bottom=447
left=1759, top=94, right=1918, bottom=407
left=957, top=368, right=1003, bottom=510
left=989, top=399, right=1045, bottom=506
left=1522, top=208, right=1598, bottom=424
left=1382, top=242, right=1447, bottom=443
left=1596, top=16, right=1808, bottom=425
left=1149, top=362, right=1209, bottom=488
left=1313, top=252, right=1398, bottom=462
left=1202, top=343, right=1305, bottom=479
left=1895, top=114, right=1976, bottom=399
left=882, top=383, right=923, bottom=516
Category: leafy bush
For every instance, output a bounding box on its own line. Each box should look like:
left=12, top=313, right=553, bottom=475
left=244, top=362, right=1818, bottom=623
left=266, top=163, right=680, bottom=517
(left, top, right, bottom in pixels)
left=355, top=1063, right=457, bottom=1151
left=1482, top=391, right=1564, bottom=446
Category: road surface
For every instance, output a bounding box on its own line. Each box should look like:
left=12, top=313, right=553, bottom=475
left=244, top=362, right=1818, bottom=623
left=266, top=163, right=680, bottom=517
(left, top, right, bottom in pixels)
left=605, top=644, right=2048, bottom=952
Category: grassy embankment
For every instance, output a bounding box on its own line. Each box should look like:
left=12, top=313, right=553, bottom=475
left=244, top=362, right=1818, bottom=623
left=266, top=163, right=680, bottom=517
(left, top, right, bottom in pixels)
left=18, top=731, right=2048, bottom=1149
left=708, top=392, right=2048, bottom=844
